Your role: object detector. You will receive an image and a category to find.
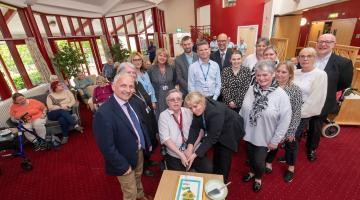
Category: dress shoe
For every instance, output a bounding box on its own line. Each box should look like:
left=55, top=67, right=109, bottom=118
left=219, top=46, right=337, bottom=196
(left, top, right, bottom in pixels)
left=143, top=169, right=155, bottom=177
left=307, top=150, right=317, bottom=162
left=137, top=194, right=153, bottom=200
left=242, top=173, right=255, bottom=182
left=265, top=167, right=272, bottom=174
left=253, top=181, right=262, bottom=192
left=284, top=170, right=294, bottom=183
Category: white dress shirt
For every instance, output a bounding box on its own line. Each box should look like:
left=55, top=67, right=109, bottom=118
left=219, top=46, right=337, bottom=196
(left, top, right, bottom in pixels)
left=315, top=52, right=332, bottom=70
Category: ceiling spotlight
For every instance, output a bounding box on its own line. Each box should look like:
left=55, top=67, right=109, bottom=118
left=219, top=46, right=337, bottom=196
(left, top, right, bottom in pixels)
left=300, top=17, right=307, bottom=26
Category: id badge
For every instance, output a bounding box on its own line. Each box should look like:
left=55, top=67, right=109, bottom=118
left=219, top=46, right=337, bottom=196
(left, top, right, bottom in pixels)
left=162, top=85, right=168, bottom=91
left=203, top=85, right=210, bottom=94
left=145, top=106, right=151, bottom=114
left=179, top=142, right=187, bottom=152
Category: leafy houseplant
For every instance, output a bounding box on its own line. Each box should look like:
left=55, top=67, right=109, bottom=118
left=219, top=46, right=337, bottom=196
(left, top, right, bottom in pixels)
left=53, top=46, right=85, bottom=79
left=110, top=42, right=130, bottom=62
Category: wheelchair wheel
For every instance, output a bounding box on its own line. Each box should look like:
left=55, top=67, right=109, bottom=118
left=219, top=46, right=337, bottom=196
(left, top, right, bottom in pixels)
left=322, top=123, right=340, bottom=138
left=21, top=159, right=33, bottom=171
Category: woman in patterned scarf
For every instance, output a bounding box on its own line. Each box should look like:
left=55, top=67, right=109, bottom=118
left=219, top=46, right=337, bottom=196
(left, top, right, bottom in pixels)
left=240, top=60, right=292, bottom=192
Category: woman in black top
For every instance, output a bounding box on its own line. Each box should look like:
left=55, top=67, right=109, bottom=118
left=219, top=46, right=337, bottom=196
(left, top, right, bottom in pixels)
left=221, top=50, right=251, bottom=112
left=184, top=92, right=245, bottom=183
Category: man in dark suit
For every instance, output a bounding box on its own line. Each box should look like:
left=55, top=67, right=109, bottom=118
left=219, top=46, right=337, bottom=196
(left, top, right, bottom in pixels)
left=210, top=33, right=232, bottom=71
left=306, top=33, right=353, bottom=161
left=93, top=73, right=153, bottom=200
left=175, top=36, right=199, bottom=95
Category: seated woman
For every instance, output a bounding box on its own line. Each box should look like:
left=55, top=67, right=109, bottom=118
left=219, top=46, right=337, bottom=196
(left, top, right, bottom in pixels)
left=221, top=50, right=251, bottom=113
left=74, top=71, right=94, bottom=99
left=158, top=89, right=212, bottom=173
left=47, top=81, right=83, bottom=144
left=184, top=91, right=245, bottom=183
left=49, top=75, right=69, bottom=92
left=88, top=76, right=113, bottom=112
left=9, top=93, right=47, bottom=151
left=240, top=60, right=292, bottom=192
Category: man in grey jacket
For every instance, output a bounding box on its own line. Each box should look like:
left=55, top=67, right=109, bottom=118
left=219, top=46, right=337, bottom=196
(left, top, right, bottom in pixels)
left=175, top=36, right=199, bottom=95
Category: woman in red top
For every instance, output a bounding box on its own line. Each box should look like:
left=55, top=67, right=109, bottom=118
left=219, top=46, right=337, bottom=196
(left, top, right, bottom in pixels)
left=90, top=76, right=113, bottom=112
left=9, top=93, right=47, bottom=151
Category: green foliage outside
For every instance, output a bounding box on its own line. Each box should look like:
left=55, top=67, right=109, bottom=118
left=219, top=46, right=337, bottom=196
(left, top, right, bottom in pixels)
left=11, top=71, right=42, bottom=90
left=111, top=42, right=130, bottom=62
left=53, top=45, right=85, bottom=79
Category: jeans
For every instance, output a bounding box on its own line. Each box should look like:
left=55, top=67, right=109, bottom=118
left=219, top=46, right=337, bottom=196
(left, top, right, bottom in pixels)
left=47, top=109, right=76, bottom=137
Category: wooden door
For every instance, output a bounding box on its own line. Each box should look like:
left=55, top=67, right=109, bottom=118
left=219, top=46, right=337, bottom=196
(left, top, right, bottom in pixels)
left=308, top=21, right=324, bottom=42
left=330, top=18, right=356, bottom=45
left=237, top=25, right=258, bottom=57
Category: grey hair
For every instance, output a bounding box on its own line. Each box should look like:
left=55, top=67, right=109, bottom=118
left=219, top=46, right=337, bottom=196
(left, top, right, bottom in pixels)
left=255, top=60, right=276, bottom=74
left=117, top=62, right=136, bottom=74
left=256, top=37, right=270, bottom=46
left=112, top=71, right=135, bottom=85
left=166, top=89, right=183, bottom=101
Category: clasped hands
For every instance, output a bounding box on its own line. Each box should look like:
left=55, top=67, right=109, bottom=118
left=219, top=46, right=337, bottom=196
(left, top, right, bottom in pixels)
left=179, top=145, right=197, bottom=171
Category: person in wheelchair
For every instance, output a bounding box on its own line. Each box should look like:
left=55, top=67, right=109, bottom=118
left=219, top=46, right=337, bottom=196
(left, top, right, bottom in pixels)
left=9, top=93, right=48, bottom=151
left=158, top=89, right=212, bottom=173
left=47, top=81, right=84, bottom=144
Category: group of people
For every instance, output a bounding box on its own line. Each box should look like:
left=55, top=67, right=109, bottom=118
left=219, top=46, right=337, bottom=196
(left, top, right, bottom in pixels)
left=9, top=75, right=84, bottom=148
left=90, top=32, right=352, bottom=200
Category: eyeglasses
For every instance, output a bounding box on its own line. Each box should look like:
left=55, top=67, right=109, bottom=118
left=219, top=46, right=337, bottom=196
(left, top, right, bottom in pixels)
left=298, top=55, right=314, bottom=60
left=167, top=97, right=182, bottom=103
left=132, top=58, right=143, bottom=62
left=317, top=40, right=335, bottom=45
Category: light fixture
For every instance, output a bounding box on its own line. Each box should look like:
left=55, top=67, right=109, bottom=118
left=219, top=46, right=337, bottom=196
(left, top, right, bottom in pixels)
left=49, top=20, right=56, bottom=27
left=300, top=17, right=307, bottom=26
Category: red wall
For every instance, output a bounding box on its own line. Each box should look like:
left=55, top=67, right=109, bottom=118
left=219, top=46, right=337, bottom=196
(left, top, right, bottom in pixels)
left=299, top=0, right=360, bottom=47
left=194, top=0, right=264, bottom=43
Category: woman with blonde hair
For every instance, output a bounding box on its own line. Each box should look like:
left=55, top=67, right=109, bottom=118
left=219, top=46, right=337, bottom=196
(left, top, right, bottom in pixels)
left=264, top=61, right=303, bottom=182
left=184, top=91, right=245, bottom=183
left=148, top=48, right=177, bottom=117
left=129, top=52, right=157, bottom=109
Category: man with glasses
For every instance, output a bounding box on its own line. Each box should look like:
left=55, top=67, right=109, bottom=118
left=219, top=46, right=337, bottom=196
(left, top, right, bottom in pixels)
left=307, top=33, right=353, bottom=161
left=210, top=33, right=232, bottom=71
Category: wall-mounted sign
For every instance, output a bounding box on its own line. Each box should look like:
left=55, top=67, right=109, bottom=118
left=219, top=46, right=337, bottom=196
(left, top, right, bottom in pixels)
left=328, top=12, right=339, bottom=19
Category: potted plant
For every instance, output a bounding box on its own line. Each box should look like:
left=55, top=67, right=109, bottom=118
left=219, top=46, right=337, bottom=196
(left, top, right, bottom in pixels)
left=110, top=42, right=130, bottom=62
left=53, top=46, right=85, bottom=79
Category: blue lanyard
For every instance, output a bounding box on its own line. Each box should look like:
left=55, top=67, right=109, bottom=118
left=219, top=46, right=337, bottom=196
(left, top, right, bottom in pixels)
left=199, top=61, right=210, bottom=82
left=202, top=114, right=207, bottom=137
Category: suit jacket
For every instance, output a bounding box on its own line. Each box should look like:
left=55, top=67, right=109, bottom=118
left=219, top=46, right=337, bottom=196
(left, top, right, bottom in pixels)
left=133, top=82, right=158, bottom=148
left=93, top=95, right=151, bottom=176
left=210, top=48, right=232, bottom=71
left=321, top=53, right=353, bottom=115
left=175, top=52, right=199, bottom=94
left=187, top=98, right=245, bottom=157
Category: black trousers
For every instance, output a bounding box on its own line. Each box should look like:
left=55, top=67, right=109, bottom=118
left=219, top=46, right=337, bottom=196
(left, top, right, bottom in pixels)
left=307, top=115, right=326, bottom=151
left=213, top=143, right=234, bottom=183
left=246, top=142, right=268, bottom=179
left=266, top=118, right=309, bottom=166
left=164, top=154, right=213, bottom=173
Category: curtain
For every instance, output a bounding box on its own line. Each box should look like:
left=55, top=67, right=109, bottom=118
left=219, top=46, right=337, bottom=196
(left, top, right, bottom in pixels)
left=25, top=38, right=52, bottom=83
left=100, top=35, right=112, bottom=61
left=42, top=38, right=65, bottom=82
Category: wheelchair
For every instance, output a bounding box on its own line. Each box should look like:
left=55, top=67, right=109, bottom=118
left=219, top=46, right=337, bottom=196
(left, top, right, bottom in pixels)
left=321, top=88, right=358, bottom=138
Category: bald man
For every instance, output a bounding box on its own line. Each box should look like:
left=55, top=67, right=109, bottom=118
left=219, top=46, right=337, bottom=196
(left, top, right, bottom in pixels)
left=305, top=33, right=353, bottom=162
left=210, top=33, right=232, bottom=71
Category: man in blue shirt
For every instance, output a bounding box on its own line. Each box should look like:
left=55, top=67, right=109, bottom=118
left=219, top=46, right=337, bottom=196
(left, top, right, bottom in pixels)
left=188, top=40, right=221, bottom=100
left=102, top=58, right=114, bottom=81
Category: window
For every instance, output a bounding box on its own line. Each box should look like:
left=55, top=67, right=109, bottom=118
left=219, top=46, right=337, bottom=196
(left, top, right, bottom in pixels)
left=61, top=16, right=72, bottom=36
left=114, top=17, right=125, bottom=34
left=16, top=44, right=44, bottom=86
left=0, top=42, right=26, bottom=91
left=96, top=39, right=106, bottom=64
left=223, top=0, right=236, bottom=8
left=47, top=15, right=61, bottom=36
left=144, top=9, right=154, bottom=33
left=125, top=15, right=136, bottom=34
left=92, top=19, right=102, bottom=35
left=34, top=14, right=47, bottom=37
left=7, top=12, right=26, bottom=39
left=82, top=18, right=91, bottom=35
